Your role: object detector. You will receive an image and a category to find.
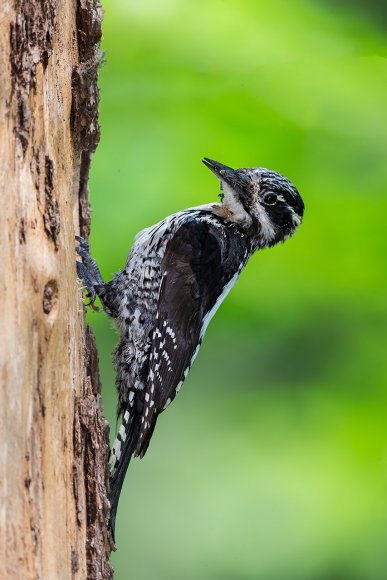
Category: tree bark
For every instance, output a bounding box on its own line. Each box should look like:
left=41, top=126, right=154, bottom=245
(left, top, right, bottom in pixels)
left=0, top=1, right=112, bottom=578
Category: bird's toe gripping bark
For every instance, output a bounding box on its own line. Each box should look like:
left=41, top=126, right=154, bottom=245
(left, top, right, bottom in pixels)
left=76, top=261, right=98, bottom=305
left=75, top=236, right=104, bottom=307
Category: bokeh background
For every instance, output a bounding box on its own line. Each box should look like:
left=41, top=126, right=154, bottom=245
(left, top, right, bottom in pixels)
left=88, top=1, right=387, bottom=578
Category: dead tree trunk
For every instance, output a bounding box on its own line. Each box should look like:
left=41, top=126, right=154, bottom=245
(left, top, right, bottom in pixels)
left=0, top=1, right=112, bottom=578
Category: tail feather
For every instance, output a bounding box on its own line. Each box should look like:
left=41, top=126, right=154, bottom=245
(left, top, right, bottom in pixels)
left=108, top=412, right=138, bottom=542
left=108, top=403, right=158, bottom=542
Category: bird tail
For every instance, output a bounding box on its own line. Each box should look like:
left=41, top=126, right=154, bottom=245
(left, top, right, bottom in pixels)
left=108, top=410, right=138, bottom=542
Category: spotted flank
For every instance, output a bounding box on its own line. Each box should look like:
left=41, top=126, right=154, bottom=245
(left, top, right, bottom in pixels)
left=109, top=408, right=132, bottom=473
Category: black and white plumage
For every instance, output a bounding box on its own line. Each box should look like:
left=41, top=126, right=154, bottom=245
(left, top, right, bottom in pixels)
left=76, top=158, right=304, bottom=541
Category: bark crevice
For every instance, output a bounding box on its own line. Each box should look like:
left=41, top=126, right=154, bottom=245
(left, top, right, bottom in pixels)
left=73, top=327, right=113, bottom=579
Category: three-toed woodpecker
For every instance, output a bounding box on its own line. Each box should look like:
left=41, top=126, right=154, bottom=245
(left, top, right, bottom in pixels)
left=76, top=158, right=304, bottom=540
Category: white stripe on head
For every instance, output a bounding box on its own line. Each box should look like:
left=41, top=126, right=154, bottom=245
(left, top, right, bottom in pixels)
left=220, top=181, right=253, bottom=229
left=254, top=202, right=277, bottom=243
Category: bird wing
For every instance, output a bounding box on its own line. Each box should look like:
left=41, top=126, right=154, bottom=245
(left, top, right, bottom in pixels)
left=135, top=218, right=232, bottom=456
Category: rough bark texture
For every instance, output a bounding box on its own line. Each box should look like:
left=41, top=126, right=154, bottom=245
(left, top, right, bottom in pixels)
left=0, top=0, right=112, bottom=578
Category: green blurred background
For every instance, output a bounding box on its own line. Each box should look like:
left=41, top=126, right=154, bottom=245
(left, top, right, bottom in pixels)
left=88, top=1, right=387, bottom=578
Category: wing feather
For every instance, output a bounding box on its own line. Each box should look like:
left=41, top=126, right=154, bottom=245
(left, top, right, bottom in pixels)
left=135, top=219, right=230, bottom=456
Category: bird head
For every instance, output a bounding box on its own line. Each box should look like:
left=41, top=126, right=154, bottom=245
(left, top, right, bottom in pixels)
left=202, top=157, right=304, bottom=247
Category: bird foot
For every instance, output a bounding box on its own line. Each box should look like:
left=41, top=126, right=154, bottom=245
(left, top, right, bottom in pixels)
left=75, top=236, right=104, bottom=307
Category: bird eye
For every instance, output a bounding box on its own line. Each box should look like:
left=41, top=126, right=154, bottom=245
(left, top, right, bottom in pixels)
left=262, top=192, right=278, bottom=205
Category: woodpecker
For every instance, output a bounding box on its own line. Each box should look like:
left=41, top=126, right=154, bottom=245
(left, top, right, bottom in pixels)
left=76, top=158, right=304, bottom=540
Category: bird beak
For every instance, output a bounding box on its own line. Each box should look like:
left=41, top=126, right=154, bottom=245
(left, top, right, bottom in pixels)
left=202, top=157, right=249, bottom=193
left=202, top=158, right=235, bottom=180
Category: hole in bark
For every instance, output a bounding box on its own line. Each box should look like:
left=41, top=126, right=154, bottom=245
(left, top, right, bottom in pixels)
left=42, top=279, right=58, bottom=316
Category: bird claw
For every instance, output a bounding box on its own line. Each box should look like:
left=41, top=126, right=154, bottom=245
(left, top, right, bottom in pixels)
left=75, top=235, right=89, bottom=247
left=75, top=235, right=90, bottom=255
left=75, top=236, right=104, bottom=308
left=76, top=260, right=97, bottom=305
